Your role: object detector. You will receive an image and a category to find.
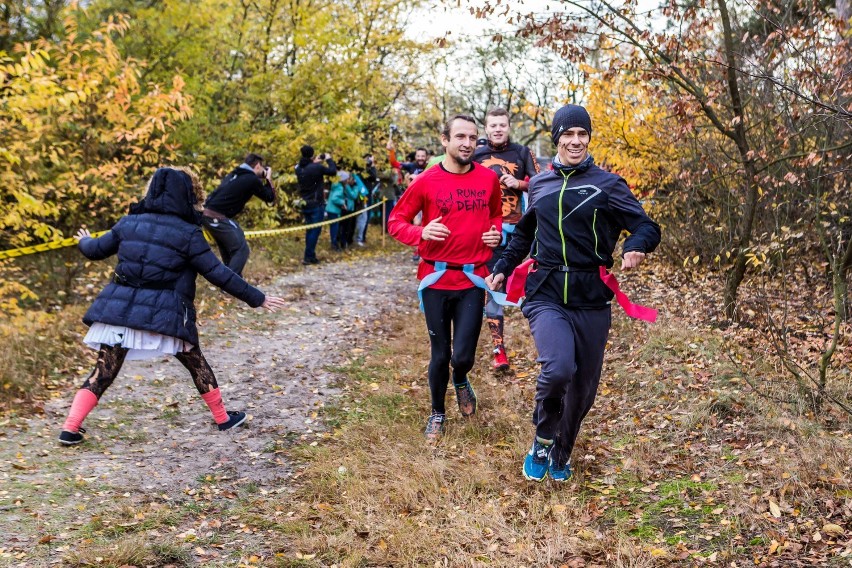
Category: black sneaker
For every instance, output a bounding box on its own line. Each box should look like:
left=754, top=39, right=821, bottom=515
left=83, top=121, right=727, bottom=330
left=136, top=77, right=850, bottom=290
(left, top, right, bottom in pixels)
left=454, top=381, right=477, bottom=417
left=59, top=428, right=86, bottom=446
left=218, top=411, right=247, bottom=431
left=424, top=412, right=446, bottom=441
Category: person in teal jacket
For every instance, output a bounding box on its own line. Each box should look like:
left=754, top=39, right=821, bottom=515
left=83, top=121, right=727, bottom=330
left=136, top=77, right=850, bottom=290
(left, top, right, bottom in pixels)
left=340, top=172, right=360, bottom=248
left=326, top=172, right=348, bottom=250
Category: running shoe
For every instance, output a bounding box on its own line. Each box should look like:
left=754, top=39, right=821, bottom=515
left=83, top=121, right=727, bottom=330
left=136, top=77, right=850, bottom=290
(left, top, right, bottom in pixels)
left=549, top=453, right=572, bottom=482
left=493, top=346, right=510, bottom=371
left=424, top=412, right=446, bottom=441
left=454, top=381, right=477, bottom=417
left=58, top=428, right=86, bottom=446
left=523, top=437, right=552, bottom=481
left=218, top=411, right=247, bottom=431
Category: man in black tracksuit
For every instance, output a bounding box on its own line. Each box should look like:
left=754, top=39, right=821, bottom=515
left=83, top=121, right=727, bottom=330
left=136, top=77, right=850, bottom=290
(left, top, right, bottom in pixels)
left=487, top=104, right=661, bottom=482
left=202, top=153, right=276, bottom=276
left=474, top=107, right=541, bottom=371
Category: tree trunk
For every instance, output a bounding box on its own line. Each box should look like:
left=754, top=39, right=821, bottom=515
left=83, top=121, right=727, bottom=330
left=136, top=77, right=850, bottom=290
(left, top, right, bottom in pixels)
left=717, top=0, right=760, bottom=320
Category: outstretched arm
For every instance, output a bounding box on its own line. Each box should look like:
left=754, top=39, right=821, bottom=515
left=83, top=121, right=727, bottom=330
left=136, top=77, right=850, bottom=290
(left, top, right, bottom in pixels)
left=187, top=230, right=265, bottom=307
left=77, top=224, right=120, bottom=260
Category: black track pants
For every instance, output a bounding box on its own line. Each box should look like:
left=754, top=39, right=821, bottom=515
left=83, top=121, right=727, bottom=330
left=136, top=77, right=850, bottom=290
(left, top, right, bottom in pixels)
left=522, top=301, right=611, bottom=466
left=421, top=286, right=486, bottom=414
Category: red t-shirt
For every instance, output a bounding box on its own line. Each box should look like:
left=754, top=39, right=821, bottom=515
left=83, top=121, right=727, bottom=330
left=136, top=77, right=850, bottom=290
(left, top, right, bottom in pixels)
left=388, top=162, right=502, bottom=290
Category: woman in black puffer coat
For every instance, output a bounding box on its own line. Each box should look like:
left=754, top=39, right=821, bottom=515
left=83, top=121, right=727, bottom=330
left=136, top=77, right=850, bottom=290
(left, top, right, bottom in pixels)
left=58, top=167, right=285, bottom=446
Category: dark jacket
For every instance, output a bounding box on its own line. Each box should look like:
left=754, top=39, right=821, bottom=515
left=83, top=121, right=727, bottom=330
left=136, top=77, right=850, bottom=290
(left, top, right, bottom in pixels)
left=80, top=168, right=266, bottom=346
left=493, top=159, right=661, bottom=308
left=296, top=158, right=337, bottom=208
left=474, top=141, right=541, bottom=225
left=204, top=166, right=275, bottom=219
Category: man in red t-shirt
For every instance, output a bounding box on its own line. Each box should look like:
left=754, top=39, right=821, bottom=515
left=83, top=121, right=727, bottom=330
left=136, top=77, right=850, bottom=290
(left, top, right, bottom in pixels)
left=388, top=115, right=502, bottom=440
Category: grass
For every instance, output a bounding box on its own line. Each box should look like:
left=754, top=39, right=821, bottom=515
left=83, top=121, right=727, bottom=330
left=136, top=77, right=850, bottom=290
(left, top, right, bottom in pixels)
left=2, top=252, right=850, bottom=566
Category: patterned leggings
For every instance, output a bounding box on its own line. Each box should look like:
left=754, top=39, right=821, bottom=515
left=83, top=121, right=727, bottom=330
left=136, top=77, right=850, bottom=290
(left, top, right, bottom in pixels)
left=81, top=344, right=219, bottom=399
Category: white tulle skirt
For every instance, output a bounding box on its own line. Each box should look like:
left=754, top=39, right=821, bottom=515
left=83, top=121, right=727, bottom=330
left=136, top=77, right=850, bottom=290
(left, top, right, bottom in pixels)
left=84, top=322, right=192, bottom=360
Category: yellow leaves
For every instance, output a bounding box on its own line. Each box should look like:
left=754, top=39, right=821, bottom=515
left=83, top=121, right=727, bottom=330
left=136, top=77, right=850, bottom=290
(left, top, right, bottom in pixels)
left=822, top=523, right=844, bottom=537
left=768, top=500, right=781, bottom=518
left=0, top=14, right=190, bottom=249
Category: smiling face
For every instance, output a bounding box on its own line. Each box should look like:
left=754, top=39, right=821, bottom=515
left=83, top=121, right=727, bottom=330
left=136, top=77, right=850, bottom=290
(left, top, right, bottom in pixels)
left=442, top=118, right=479, bottom=167
left=485, top=114, right=510, bottom=146
left=414, top=150, right=428, bottom=168
left=556, top=127, right=590, bottom=166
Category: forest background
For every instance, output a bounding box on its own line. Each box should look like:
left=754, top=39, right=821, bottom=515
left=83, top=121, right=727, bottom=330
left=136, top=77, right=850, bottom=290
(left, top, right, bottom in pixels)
left=0, top=0, right=850, bottom=565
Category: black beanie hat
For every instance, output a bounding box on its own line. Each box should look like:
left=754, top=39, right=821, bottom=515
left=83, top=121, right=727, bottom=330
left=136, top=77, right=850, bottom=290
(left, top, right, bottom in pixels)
left=551, top=104, right=592, bottom=145
left=300, top=144, right=315, bottom=159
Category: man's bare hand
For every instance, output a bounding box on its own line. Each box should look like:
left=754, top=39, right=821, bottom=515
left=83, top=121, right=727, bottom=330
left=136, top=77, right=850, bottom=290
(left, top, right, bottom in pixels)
left=622, top=251, right=646, bottom=270
left=500, top=174, right=520, bottom=189
left=485, top=273, right=505, bottom=291
left=482, top=225, right=501, bottom=248
left=261, top=296, right=287, bottom=312
left=74, top=228, right=91, bottom=241
left=386, top=139, right=395, bottom=150
left=421, top=216, right=450, bottom=242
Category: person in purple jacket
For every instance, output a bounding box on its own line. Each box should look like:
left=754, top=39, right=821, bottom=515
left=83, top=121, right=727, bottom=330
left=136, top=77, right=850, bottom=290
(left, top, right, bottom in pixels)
left=58, top=167, right=286, bottom=446
left=486, top=104, right=661, bottom=482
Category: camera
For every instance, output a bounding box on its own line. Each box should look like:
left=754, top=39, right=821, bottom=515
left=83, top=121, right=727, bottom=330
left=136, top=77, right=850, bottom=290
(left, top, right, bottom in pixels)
left=389, top=124, right=399, bottom=133
left=319, top=153, right=327, bottom=160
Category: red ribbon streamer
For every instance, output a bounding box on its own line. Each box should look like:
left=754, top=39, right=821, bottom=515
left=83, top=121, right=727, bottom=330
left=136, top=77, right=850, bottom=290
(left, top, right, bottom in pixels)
left=598, top=266, right=657, bottom=322
left=505, top=258, right=536, bottom=304
left=502, top=260, right=657, bottom=323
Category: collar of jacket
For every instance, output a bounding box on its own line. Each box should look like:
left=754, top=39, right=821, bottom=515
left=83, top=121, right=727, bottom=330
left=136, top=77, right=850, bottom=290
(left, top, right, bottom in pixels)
left=488, top=139, right=511, bottom=152
left=551, top=153, right=594, bottom=175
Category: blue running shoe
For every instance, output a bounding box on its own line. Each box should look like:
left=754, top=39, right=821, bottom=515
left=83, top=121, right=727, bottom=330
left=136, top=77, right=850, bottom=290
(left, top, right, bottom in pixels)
left=549, top=454, right=572, bottom=482
left=523, top=437, right=552, bottom=481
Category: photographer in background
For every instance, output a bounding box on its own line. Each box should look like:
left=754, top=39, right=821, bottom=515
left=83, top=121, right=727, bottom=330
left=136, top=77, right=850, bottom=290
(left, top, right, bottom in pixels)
left=202, top=152, right=276, bottom=276
left=295, top=145, right=337, bottom=265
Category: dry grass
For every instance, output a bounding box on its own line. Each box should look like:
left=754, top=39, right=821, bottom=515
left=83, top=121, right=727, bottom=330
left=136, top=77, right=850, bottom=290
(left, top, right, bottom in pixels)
left=260, top=300, right=851, bottom=566
left=0, top=305, right=88, bottom=407
left=64, top=533, right=191, bottom=567
left=5, top=254, right=850, bottom=566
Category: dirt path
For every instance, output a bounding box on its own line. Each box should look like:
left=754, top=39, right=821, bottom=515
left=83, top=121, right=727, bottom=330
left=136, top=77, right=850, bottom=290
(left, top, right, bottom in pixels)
left=0, top=251, right=417, bottom=560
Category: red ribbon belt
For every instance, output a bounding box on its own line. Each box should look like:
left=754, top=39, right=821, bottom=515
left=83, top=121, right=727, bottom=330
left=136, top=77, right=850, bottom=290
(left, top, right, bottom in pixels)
left=503, top=260, right=657, bottom=323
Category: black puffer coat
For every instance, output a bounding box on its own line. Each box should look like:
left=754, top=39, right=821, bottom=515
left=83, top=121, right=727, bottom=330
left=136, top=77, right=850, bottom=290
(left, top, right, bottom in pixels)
left=80, top=168, right=265, bottom=346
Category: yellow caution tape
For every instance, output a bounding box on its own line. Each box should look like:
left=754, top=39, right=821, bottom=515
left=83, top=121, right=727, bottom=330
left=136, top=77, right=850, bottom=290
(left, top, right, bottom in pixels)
left=0, top=199, right=388, bottom=261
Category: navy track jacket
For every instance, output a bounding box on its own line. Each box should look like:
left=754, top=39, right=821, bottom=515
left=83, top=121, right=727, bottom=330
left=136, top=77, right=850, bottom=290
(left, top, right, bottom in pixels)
left=492, top=163, right=661, bottom=308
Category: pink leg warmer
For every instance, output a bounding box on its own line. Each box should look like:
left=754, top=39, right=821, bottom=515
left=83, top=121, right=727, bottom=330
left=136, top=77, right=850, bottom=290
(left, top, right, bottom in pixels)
left=62, top=389, right=98, bottom=433
left=201, top=388, right=229, bottom=424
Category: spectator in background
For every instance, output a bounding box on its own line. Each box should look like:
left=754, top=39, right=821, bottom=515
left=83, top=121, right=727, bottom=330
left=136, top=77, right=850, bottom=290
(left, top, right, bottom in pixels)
left=387, top=139, right=429, bottom=178
left=295, top=145, right=337, bottom=265
left=325, top=172, right=347, bottom=251
left=202, top=152, right=275, bottom=276
left=353, top=172, right=371, bottom=247
left=338, top=172, right=359, bottom=249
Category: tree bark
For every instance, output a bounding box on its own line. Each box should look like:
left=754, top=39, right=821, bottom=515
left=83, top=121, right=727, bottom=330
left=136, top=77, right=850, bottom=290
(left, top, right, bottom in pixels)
left=717, top=0, right=760, bottom=320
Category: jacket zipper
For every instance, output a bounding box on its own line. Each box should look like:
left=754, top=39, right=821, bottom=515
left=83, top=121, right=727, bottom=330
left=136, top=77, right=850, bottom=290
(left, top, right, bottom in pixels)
left=557, top=170, right=576, bottom=303
left=593, top=208, right=604, bottom=260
